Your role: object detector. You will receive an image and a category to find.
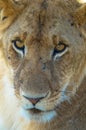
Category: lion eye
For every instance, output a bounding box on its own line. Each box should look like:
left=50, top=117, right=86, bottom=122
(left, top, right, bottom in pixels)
left=11, top=38, right=25, bottom=54
left=2, top=16, right=8, bottom=21
left=52, top=41, right=68, bottom=59
left=55, top=41, right=67, bottom=52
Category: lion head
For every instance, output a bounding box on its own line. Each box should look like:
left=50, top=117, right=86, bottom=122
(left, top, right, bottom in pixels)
left=0, top=0, right=86, bottom=123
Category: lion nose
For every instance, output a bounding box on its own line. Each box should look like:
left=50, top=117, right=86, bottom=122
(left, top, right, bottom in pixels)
left=23, top=96, right=44, bottom=105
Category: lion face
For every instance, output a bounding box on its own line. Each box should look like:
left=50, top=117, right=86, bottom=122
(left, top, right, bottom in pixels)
left=2, top=0, right=86, bottom=122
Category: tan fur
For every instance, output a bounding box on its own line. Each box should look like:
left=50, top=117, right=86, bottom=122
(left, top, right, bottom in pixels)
left=0, top=0, right=26, bottom=38
left=74, top=4, right=86, bottom=25
left=0, top=0, right=86, bottom=130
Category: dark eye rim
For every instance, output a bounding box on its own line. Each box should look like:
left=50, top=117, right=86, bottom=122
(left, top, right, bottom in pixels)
left=11, top=38, right=25, bottom=54
left=2, top=16, right=8, bottom=21
left=52, top=41, right=68, bottom=57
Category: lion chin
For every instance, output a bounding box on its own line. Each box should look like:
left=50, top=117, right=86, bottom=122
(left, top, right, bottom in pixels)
left=20, top=108, right=56, bottom=122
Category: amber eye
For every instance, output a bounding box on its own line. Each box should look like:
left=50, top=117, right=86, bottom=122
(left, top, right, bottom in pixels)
left=52, top=41, right=68, bottom=58
left=11, top=38, right=25, bottom=54
left=56, top=41, right=67, bottom=52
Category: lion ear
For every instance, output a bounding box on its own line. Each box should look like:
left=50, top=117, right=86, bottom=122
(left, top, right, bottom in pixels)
left=73, top=4, right=86, bottom=26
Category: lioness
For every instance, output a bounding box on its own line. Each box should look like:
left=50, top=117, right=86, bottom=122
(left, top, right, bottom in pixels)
left=0, top=0, right=86, bottom=130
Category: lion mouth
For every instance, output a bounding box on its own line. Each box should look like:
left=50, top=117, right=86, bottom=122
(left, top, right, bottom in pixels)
left=21, top=107, right=56, bottom=122
left=28, top=108, right=43, bottom=114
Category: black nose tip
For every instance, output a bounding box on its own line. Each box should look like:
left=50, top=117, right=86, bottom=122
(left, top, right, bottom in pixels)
left=23, top=96, right=44, bottom=105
